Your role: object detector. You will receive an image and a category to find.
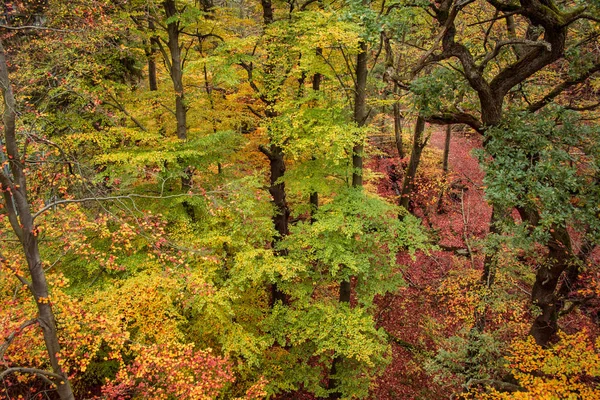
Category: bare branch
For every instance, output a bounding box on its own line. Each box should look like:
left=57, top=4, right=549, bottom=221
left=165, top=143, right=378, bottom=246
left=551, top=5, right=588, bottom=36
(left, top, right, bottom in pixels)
left=0, top=24, right=80, bottom=33
left=258, top=144, right=273, bottom=159
left=33, top=193, right=199, bottom=220
left=246, top=105, right=265, bottom=119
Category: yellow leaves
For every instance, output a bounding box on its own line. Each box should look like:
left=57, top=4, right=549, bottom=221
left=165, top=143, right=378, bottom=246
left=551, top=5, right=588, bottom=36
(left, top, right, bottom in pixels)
left=485, top=331, right=600, bottom=399
left=91, top=271, right=184, bottom=344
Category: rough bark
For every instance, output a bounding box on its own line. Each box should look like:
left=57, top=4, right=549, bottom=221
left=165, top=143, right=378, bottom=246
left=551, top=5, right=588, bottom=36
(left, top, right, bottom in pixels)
left=0, top=39, right=74, bottom=400
left=163, top=0, right=187, bottom=140
left=259, top=143, right=289, bottom=305
left=255, top=0, right=288, bottom=306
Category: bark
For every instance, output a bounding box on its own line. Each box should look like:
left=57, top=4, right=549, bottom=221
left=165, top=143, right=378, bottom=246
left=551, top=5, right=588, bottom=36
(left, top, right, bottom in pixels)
left=259, top=144, right=289, bottom=306
left=252, top=0, right=288, bottom=306
left=0, top=39, right=74, bottom=400
left=147, top=20, right=159, bottom=91
left=441, top=124, right=451, bottom=174
left=399, top=116, right=426, bottom=212
left=393, top=100, right=404, bottom=159
left=261, top=0, right=273, bottom=25
left=529, top=226, right=573, bottom=346
left=352, top=41, right=368, bottom=188
left=328, top=31, right=369, bottom=400
left=427, top=0, right=587, bottom=348
left=516, top=206, right=573, bottom=346
left=436, top=124, right=451, bottom=212
left=325, top=30, right=370, bottom=400
left=163, top=0, right=187, bottom=140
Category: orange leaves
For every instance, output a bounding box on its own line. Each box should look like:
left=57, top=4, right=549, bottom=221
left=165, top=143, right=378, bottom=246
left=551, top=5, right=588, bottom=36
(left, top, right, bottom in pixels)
left=483, top=331, right=600, bottom=399
left=101, top=343, right=235, bottom=400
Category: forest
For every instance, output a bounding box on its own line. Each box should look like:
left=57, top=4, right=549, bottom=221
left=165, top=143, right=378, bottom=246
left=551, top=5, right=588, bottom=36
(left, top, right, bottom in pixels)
left=1, top=0, right=600, bottom=399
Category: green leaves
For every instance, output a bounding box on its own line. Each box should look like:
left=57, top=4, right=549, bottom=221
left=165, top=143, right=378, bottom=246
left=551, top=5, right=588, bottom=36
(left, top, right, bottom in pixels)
left=481, top=107, right=600, bottom=243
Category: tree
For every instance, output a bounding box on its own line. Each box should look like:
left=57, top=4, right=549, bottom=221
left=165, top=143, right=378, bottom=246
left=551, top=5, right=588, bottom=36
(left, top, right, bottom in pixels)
left=0, top=38, right=75, bottom=400
left=408, top=0, right=600, bottom=347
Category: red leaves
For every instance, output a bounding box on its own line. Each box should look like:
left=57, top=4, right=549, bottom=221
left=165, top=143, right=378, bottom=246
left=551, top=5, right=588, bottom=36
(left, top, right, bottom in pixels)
left=101, top=343, right=235, bottom=400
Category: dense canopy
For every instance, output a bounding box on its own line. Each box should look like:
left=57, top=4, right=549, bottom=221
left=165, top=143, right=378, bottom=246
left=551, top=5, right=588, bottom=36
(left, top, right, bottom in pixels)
left=1, top=0, right=600, bottom=399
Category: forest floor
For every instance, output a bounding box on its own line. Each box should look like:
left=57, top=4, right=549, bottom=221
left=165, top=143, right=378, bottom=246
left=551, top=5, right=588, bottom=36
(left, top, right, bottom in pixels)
left=371, top=126, right=491, bottom=399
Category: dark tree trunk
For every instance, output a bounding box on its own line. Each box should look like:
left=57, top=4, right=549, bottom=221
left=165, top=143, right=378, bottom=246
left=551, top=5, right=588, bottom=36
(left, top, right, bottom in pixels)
left=259, top=144, right=289, bottom=306
left=261, top=0, right=273, bottom=25
left=163, top=0, right=187, bottom=140
left=399, top=116, right=426, bottom=212
left=0, top=39, right=74, bottom=400
left=442, top=124, right=451, bottom=173
left=147, top=20, right=159, bottom=91
left=352, top=41, right=368, bottom=188
left=328, top=35, right=368, bottom=400
left=516, top=206, right=574, bottom=346
left=148, top=55, right=158, bottom=91
left=393, top=101, right=404, bottom=159
left=529, top=226, right=573, bottom=346
left=255, top=0, right=288, bottom=307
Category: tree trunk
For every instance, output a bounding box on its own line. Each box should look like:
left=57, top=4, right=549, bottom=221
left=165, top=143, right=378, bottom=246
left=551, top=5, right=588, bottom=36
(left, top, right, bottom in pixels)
left=516, top=206, right=574, bottom=346
left=399, top=116, right=426, bottom=212
left=147, top=20, right=159, bottom=91
left=309, top=47, right=322, bottom=221
left=529, top=226, right=573, bottom=346
left=393, top=101, right=404, bottom=159
left=328, top=35, right=368, bottom=400
left=351, top=41, right=368, bottom=188
left=259, top=144, right=289, bottom=306
left=436, top=124, right=451, bottom=212
left=0, top=39, right=74, bottom=400
left=163, top=0, right=187, bottom=140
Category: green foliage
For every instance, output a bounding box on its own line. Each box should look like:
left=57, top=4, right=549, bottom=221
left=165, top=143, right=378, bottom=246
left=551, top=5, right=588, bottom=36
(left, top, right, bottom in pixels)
left=480, top=108, right=600, bottom=244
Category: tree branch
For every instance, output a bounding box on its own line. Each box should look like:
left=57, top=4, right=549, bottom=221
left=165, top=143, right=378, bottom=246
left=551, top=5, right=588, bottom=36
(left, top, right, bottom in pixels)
left=466, top=378, right=525, bottom=393
left=0, top=367, right=64, bottom=383
left=33, top=193, right=199, bottom=220
left=104, top=94, right=148, bottom=132
left=478, top=39, right=551, bottom=71
left=0, top=319, right=38, bottom=360
left=528, top=62, right=600, bottom=112
left=425, top=111, right=484, bottom=134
